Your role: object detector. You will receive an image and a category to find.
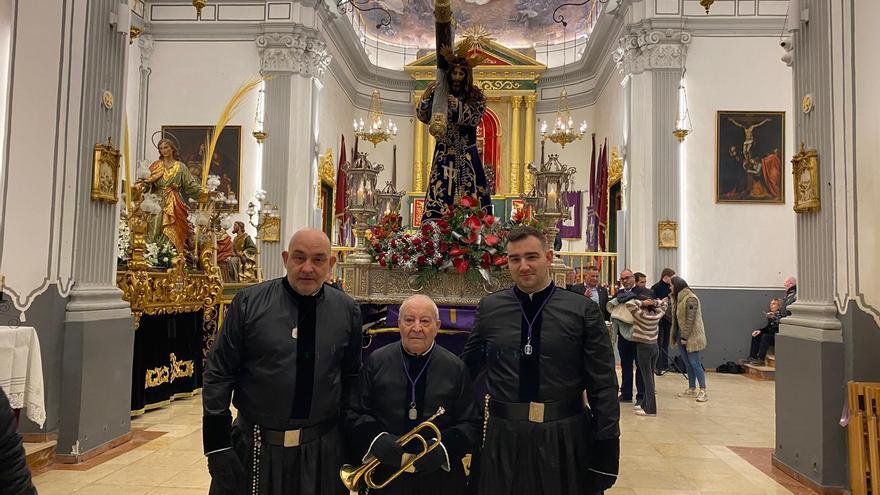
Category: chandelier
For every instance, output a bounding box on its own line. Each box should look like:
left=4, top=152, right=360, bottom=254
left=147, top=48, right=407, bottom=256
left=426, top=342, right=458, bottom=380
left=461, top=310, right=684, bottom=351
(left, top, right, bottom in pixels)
left=541, top=89, right=587, bottom=148
left=354, top=89, right=398, bottom=147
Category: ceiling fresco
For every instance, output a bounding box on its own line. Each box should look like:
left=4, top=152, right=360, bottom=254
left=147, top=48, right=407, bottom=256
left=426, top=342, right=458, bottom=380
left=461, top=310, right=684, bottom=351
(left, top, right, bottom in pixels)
left=357, top=0, right=595, bottom=49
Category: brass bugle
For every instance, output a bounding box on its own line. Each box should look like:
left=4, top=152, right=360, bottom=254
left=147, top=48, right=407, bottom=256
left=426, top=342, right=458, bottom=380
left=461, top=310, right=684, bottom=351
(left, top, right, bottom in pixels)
left=340, top=407, right=445, bottom=491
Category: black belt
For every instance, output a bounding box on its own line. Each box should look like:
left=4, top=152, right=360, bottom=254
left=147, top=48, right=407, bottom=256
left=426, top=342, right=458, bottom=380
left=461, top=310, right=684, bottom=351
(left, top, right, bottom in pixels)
left=237, top=416, right=335, bottom=448
left=489, top=396, right=585, bottom=423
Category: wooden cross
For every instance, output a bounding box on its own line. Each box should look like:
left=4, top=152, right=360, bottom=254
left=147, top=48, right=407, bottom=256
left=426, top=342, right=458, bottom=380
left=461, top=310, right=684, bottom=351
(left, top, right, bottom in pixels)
left=443, top=163, right=456, bottom=196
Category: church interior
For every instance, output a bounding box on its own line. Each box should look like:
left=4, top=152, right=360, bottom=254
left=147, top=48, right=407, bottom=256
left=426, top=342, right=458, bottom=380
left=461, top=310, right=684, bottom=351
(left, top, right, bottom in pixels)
left=1, top=0, right=879, bottom=493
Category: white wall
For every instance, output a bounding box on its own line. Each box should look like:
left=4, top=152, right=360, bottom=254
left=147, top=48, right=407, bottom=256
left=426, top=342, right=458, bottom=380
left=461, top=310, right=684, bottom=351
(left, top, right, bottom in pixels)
left=144, top=41, right=261, bottom=230
left=682, top=36, right=796, bottom=288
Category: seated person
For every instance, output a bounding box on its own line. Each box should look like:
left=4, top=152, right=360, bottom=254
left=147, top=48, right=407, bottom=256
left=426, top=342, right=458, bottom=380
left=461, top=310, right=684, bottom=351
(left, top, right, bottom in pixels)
left=749, top=298, right=781, bottom=365
left=345, top=294, right=480, bottom=495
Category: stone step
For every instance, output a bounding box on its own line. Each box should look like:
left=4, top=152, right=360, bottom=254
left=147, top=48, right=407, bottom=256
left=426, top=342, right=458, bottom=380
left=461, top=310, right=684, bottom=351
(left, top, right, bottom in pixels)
left=23, top=440, right=56, bottom=474
left=766, top=353, right=776, bottom=367
left=743, top=362, right=776, bottom=380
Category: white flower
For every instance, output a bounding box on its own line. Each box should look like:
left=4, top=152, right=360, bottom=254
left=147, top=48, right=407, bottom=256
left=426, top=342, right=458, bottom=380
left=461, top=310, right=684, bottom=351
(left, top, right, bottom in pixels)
left=145, top=242, right=160, bottom=265
left=117, top=214, right=131, bottom=260
left=219, top=216, right=233, bottom=230
left=194, top=211, right=211, bottom=227
left=140, top=193, right=162, bottom=214
left=207, top=174, right=221, bottom=191
left=136, top=161, right=151, bottom=180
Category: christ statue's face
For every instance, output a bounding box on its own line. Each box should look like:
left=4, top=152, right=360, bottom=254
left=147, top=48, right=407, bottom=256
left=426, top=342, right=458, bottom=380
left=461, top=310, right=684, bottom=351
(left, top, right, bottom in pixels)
left=450, top=65, right=467, bottom=94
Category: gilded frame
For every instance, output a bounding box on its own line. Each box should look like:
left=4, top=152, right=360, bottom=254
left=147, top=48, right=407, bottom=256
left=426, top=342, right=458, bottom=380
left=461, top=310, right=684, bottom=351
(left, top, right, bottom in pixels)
left=259, top=216, right=281, bottom=243
left=91, top=137, right=121, bottom=203
left=658, top=220, right=678, bottom=249
left=791, top=144, right=820, bottom=213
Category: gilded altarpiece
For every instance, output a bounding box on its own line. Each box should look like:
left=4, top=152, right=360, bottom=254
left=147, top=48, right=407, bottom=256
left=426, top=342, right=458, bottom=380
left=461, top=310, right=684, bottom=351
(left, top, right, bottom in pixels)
left=405, top=39, right=545, bottom=199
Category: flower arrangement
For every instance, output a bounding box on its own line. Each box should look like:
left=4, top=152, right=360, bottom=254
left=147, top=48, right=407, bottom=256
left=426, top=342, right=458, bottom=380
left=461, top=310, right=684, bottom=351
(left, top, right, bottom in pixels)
left=145, top=239, right=178, bottom=269
left=117, top=210, right=131, bottom=262
left=368, top=196, right=542, bottom=283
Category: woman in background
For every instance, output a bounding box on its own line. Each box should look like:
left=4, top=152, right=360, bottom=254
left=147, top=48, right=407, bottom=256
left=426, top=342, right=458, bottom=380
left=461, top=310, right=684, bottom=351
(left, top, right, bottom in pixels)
left=670, top=277, right=709, bottom=402
left=626, top=290, right=667, bottom=416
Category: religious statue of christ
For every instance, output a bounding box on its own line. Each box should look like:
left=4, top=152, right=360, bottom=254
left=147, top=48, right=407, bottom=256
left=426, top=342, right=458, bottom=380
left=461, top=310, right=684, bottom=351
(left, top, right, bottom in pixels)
left=417, top=40, right=492, bottom=222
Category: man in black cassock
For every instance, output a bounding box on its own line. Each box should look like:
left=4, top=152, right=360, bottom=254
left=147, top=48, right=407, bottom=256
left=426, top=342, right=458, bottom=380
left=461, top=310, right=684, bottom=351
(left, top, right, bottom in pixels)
left=347, top=294, right=480, bottom=495
left=203, top=228, right=362, bottom=495
left=462, top=225, right=620, bottom=495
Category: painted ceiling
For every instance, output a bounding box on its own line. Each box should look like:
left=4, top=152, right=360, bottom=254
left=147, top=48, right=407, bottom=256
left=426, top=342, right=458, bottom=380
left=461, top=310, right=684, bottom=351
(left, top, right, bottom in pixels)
left=358, top=0, right=595, bottom=49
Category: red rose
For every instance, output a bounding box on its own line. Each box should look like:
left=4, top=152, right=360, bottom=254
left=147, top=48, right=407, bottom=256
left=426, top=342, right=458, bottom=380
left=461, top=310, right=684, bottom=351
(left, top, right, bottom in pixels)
left=438, top=219, right=449, bottom=230
left=464, top=231, right=479, bottom=244
left=403, top=254, right=410, bottom=261
left=425, top=246, right=435, bottom=256
left=439, top=240, right=449, bottom=252
left=454, top=257, right=469, bottom=274
left=391, top=254, right=399, bottom=264
left=484, top=215, right=496, bottom=226
left=485, top=234, right=500, bottom=246
left=379, top=257, right=387, bottom=267
left=413, top=237, right=422, bottom=246
left=481, top=252, right=492, bottom=268
left=493, top=255, right=508, bottom=266
left=460, top=196, right=478, bottom=208
left=449, top=247, right=464, bottom=257
left=464, top=215, right=481, bottom=231
left=417, top=255, right=427, bottom=265
left=390, top=240, right=398, bottom=249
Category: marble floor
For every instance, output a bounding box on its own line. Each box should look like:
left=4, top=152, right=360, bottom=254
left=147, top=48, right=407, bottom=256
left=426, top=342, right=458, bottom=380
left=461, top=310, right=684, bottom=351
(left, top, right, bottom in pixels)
left=32, top=371, right=804, bottom=495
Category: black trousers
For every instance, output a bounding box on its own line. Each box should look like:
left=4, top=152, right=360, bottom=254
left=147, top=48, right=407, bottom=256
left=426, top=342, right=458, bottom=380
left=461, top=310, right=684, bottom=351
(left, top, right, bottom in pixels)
left=617, top=335, right=644, bottom=401
left=749, top=333, right=775, bottom=361
left=636, top=343, right=659, bottom=414
left=656, top=319, right=672, bottom=370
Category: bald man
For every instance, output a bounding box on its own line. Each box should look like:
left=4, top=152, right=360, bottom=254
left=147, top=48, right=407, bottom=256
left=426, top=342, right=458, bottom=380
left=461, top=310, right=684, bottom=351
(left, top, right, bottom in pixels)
left=346, top=295, right=480, bottom=495
left=203, top=228, right=362, bottom=495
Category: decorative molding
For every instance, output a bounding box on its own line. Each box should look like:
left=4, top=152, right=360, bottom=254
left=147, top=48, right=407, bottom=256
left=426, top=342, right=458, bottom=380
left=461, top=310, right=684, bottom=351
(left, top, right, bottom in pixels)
left=137, top=34, right=155, bottom=67
left=255, top=31, right=331, bottom=78
left=614, top=26, right=692, bottom=76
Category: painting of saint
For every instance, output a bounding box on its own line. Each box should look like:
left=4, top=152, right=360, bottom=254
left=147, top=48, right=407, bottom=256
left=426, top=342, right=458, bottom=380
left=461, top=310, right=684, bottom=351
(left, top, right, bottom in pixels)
left=716, top=111, right=785, bottom=203
left=161, top=125, right=242, bottom=210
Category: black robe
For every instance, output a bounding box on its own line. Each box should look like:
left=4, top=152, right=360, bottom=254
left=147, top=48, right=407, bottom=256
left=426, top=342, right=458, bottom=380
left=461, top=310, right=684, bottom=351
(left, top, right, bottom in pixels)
left=462, top=282, right=620, bottom=495
left=203, top=278, right=363, bottom=495
left=346, top=342, right=481, bottom=495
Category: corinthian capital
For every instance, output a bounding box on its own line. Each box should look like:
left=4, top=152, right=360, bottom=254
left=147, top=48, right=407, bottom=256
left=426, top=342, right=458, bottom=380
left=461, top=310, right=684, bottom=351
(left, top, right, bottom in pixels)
left=613, top=27, right=691, bottom=76
left=256, top=31, right=331, bottom=78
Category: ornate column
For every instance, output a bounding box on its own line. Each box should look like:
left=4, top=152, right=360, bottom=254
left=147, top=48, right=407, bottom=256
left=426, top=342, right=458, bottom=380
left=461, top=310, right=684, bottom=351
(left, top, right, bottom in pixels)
left=134, top=35, right=154, bottom=161
left=256, top=31, right=331, bottom=278
left=412, top=114, right=425, bottom=192
left=773, top=0, right=846, bottom=488
left=614, top=26, right=690, bottom=278
left=523, top=94, right=537, bottom=193
left=509, top=96, right=523, bottom=194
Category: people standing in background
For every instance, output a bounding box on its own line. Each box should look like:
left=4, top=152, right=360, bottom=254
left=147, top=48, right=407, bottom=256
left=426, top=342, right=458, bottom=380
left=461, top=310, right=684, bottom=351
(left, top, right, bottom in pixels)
left=607, top=269, right=643, bottom=404
left=650, top=268, right=676, bottom=373
left=634, top=272, right=647, bottom=290
left=779, top=276, right=797, bottom=318
left=566, top=265, right=610, bottom=321
left=625, top=291, right=667, bottom=416
left=670, top=277, right=709, bottom=403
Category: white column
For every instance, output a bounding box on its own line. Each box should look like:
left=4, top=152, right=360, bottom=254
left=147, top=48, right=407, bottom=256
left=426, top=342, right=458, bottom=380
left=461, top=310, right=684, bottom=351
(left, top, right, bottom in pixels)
left=256, top=31, right=330, bottom=278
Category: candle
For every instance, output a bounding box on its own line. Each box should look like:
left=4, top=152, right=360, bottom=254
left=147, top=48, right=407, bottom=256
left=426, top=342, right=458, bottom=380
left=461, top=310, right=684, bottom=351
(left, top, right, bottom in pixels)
left=356, top=185, right=365, bottom=205
left=392, top=144, right=397, bottom=190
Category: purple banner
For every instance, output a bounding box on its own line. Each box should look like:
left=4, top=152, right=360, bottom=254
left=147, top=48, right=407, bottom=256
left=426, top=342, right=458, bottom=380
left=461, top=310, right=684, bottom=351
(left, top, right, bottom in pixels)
left=559, top=190, right=583, bottom=239
left=387, top=305, right=476, bottom=331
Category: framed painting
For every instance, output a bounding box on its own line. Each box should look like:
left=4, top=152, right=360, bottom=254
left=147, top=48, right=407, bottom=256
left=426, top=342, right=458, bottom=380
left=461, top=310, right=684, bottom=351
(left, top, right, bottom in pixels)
left=161, top=125, right=242, bottom=211
left=559, top=191, right=582, bottom=239
left=716, top=111, right=785, bottom=204
left=91, top=138, right=120, bottom=203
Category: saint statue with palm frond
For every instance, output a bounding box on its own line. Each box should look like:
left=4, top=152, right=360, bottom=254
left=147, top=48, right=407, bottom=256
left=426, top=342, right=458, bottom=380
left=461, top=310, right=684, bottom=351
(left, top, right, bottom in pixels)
left=138, top=137, right=201, bottom=257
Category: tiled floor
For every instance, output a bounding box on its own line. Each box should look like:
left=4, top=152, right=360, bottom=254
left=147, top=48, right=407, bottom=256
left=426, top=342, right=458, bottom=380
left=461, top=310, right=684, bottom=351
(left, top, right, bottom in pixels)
left=32, top=371, right=806, bottom=494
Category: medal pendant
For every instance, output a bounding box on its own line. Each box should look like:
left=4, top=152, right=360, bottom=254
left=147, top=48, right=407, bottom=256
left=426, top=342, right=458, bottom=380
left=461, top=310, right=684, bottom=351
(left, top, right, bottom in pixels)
left=524, top=343, right=533, bottom=356
left=408, top=406, right=418, bottom=420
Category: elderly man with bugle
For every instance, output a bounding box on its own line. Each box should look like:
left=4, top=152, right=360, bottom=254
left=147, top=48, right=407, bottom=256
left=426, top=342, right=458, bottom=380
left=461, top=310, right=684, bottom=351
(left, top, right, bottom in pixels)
left=344, top=295, right=480, bottom=495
